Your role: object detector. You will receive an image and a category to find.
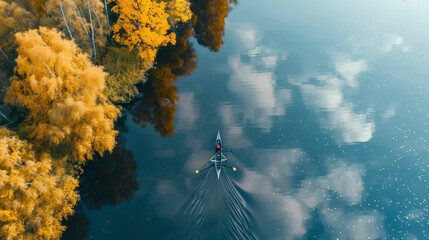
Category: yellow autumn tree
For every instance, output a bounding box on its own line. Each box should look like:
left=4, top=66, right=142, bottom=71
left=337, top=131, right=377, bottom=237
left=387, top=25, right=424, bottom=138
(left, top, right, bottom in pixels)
left=101, top=46, right=150, bottom=104
left=0, top=127, right=79, bottom=240
left=108, top=0, right=177, bottom=63
left=5, top=27, right=119, bottom=163
left=40, top=0, right=108, bottom=61
left=0, top=1, right=37, bottom=95
left=165, top=0, right=192, bottom=26
left=0, top=1, right=36, bottom=58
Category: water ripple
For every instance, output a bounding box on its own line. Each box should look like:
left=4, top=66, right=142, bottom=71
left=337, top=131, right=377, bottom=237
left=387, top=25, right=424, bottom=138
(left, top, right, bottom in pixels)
left=177, top=171, right=260, bottom=240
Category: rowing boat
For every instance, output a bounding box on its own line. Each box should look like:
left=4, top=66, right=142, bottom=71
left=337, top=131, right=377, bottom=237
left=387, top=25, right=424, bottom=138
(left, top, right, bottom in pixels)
left=195, top=131, right=236, bottom=179
left=211, top=131, right=227, bottom=178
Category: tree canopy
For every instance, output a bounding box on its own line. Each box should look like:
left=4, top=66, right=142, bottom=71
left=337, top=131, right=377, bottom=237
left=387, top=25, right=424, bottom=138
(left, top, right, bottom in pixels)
left=101, top=46, right=150, bottom=104
left=109, top=0, right=176, bottom=62
left=0, top=127, right=78, bottom=240
left=40, top=0, right=108, bottom=60
left=0, top=1, right=37, bottom=95
left=108, top=0, right=192, bottom=63
left=0, top=0, right=231, bottom=238
left=5, top=27, right=119, bottom=163
left=165, top=0, right=192, bottom=26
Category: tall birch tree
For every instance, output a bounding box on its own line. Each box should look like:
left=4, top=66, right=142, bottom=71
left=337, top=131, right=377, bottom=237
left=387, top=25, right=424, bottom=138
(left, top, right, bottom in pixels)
left=41, top=0, right=108, bottom=61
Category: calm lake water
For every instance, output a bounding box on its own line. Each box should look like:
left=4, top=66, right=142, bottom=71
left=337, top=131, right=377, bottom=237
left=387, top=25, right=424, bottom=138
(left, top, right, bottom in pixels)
left=64, top=0, right=429, bottom=239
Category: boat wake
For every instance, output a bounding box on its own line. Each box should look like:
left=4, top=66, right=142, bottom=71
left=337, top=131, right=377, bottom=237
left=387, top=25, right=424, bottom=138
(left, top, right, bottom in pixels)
left=176, top=170, right=260, bottom=240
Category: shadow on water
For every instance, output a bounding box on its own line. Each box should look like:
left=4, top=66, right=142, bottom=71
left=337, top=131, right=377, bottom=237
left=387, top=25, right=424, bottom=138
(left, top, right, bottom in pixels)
left=177, top=170, right=261, bottom=240
left=79, top=137, right=139, bottom=210
left=61, top=202, right=90, bottom=240
left=190, top=0, right=239, bottom=52
left=63, top=1, right=241, bottom=237
left=62, top=129, right=139, bottom=240
left=131, top=21, right=197, bottom=137
left=131, top=0, right=238, bottom=137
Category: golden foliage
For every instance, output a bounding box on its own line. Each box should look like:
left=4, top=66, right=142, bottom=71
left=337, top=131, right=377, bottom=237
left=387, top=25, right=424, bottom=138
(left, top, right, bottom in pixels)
left=0, top=1, right=36, bottom=48
left=0, top=1, right=36, bottom=75
left=31, top=0, right=46, bottom=17
left=109, top=0, right=177, bottom=62
left=165, top=0, right=192, bottom=26
left=101, top=46, right=151, bottom=104
left=40, top=0, right=108, bottom=60
left=0, top=127, right=79, bottom=240
left=5, top=27, right=119, bottom=163
left=103, top=0, right=192, bottom=103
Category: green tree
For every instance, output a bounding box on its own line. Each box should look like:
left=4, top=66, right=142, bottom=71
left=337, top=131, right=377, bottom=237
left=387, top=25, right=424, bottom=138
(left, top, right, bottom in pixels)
left=5, top=27, right=119, bottom=163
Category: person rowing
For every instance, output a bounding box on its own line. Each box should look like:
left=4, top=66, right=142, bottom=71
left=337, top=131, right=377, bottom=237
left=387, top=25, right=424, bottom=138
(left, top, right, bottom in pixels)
left=215, top=142, right=221, bottom=153
left=195, top=131, right=236, bottom=179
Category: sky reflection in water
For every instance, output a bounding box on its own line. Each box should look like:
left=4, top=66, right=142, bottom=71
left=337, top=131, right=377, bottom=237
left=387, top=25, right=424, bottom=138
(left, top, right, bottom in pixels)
left=76, top=0, right=429, bottom=239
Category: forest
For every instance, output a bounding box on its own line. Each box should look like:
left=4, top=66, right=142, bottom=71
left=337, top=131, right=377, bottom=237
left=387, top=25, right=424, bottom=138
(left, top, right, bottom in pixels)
left=0, top=0, right=237, bottom=239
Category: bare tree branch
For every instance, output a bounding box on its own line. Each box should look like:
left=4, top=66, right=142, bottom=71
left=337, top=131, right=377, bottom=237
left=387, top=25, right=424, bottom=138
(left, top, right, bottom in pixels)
left=75, top=5, right=90, bottom=37
left=0, top=110, right=10, bottom=122
left=87, top=0, right=96, bottom=61
left=103, top=0, right=110, bottom=31
left=60, top=0, right=74, bottom=39
left=0, top=48, right=12, bottom=64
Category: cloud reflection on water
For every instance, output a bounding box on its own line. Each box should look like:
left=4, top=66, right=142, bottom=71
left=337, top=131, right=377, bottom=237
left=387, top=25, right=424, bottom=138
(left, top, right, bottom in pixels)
left=215, top=26, right=383, bottom=237
left=216, top=90, right=384, bottom=239
left=227, top=28, right=291, bottom=132
left=176, top=92, right=199, bottom=132
left=218, top=104, right=252, bottom=148
left=235, top=151, right=385, bottom=239
left=290, top=58, right=375, bottom=144
left=335, top=58, right=367, bottom=87
left=382, top=35, right=412, bottom=53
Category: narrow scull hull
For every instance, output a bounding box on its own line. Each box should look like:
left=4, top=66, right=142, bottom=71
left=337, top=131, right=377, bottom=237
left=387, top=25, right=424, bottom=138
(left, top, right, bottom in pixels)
left=211, top=131, right=227, bottom=179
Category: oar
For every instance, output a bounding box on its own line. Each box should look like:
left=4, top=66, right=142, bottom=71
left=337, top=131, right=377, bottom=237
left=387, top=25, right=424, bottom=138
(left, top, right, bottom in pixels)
left=223, top=164, right=237, bottom=172
left=195, top=161, right=212, bottom=174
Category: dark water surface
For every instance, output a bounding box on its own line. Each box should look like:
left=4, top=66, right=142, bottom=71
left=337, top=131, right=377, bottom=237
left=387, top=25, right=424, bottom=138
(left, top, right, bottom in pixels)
left=65, top=0, right=429, bottom=239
